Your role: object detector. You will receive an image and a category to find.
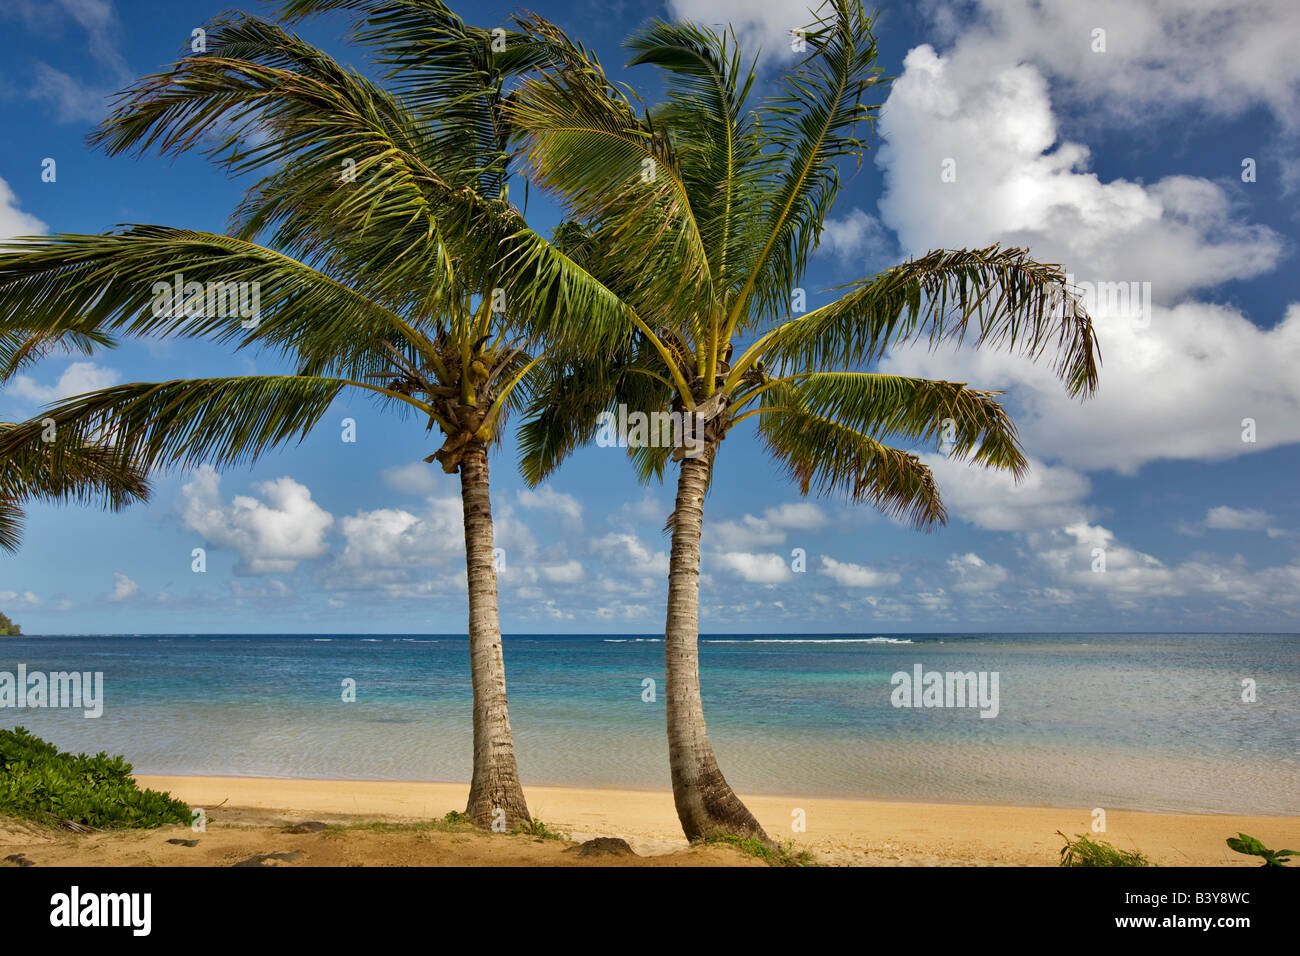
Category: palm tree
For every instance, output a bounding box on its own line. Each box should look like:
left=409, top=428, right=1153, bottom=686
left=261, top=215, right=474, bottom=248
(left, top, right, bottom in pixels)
left=0, top=6, right=602, bottom=829
left=1, top=327, right=150, bottom=553
left=504, top=0, right=1100, bottom=842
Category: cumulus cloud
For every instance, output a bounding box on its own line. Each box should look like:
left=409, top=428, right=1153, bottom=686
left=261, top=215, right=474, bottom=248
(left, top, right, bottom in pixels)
left=921, top=454, right=1091, bottom=531
left=1205, top=506, right=1274, bottom=531
left=1027, top=521, right=1300, bottom=614
left=708, top=502, right=827, bottom=550
left=818, top=556, right=900, bottom=588
left=947, top=552, right=1010, bottom=593
left=667, top=0, right=825, bottom=61
left=6, top=361, right=120, bottom=407
left=591, top=532, right=670, bottom=580
left=874, top=33, right=1297, bottom=475
left=180, top=467, right=334, bottom=574
left=107, top=572, right=137, bottom=602
left=539, top=560, right=585, bottom=584
left=517, top=486, right=583, bottom=524
left=923, top=0, right=1300, bottom=130
left=712, top=551, right=792, bottom=584
left=0, top=590, right=41, bottom=606
left=818, top=207, right=893, bottom=265
left=336, top=498, right=463, bottom=571
left=0, top=177, right=47, bottom=241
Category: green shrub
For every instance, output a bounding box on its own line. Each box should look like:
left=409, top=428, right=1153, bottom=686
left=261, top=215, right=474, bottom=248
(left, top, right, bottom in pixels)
left=0, top=726, right=190, bottom=829
left=1057, top=831, right=1154, bottom=867
left=1226, top=833, right=1296, bottom=867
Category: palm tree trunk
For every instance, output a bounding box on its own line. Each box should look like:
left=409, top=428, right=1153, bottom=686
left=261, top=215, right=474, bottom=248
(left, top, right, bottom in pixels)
left=665, top=450, right=769, bottom=843
left=459, top=443, right=530, bottom=830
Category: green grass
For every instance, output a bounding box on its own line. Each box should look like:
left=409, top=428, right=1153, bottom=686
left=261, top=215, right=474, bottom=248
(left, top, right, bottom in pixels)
left=317, top=815, right=482, bottom=837
left=1057, top=831, right=1155, bottom=867
left=0, top=726, right=190, bottom=830
left=512, top=816, right=568, bottom=841
left=702, top=834, right=818, bottom=867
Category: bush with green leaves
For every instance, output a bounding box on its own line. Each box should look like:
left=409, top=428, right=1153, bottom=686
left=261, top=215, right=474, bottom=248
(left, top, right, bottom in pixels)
left=1057, top=831, right=1154, bottom=867
left=1226, top=833, right=1295, bottom=867
left=0, top=726, right=190, bottom=829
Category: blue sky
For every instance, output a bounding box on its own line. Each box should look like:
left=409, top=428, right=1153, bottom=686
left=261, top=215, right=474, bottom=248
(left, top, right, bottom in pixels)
left=2, top=0, right=1298, bottom=634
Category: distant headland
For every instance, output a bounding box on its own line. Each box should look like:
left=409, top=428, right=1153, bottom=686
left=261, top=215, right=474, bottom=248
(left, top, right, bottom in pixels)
left=0, top=611, right=20, bottom=636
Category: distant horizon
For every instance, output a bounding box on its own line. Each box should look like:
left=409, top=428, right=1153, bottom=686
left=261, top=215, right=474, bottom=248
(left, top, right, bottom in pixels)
left=7, top=630, right=1299, bottom=638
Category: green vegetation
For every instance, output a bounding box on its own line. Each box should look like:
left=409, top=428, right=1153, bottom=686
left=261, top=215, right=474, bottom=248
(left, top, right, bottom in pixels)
left=512, top=816, right=568, bottom=841
left=1057, top=831, right=1154, bottom=867
left=0, top=610, right=18, bottom=636
left=318, top=816, right=479, bottom=837
left=703, top=834, right=818, bottom=867
left=1226, top=832, right=1296, bottom=867
left=0, top=727, right=191, bottom=829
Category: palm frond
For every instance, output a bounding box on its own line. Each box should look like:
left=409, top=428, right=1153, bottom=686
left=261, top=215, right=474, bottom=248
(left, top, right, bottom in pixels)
left=726, top=0, right=883, bottom=333
left=0, top=227, right=431, bottom=385
left=754, top=394, right=945, bottom=529
left=736, top=372, right=1026, bottom=476
left=745, top=246, right=1099, bottom=398
left=0, top=422, right=150, bottom=552
left=0, top=376, right=356, bottom=475
left=504, top=51, right=716, bottom=331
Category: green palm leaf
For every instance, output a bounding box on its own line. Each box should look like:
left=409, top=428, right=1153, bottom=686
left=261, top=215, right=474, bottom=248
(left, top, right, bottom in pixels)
left=0, top=422, right=149, bottom=552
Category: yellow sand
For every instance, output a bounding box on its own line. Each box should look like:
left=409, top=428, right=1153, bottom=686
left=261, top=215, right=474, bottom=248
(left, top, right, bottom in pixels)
left=121, top=775, right=1299, bottom=866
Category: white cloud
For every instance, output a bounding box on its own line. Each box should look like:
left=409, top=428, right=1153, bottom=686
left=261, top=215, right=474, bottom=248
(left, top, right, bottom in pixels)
left=6, top=361, right=120, bottom=406
left=107, top=572, right=137, bottom=602
left=29, top=63, right=114, bottom=124
left=667, top=0, right=824, bottom=62
left=538, top=560, right=585, bottom=583
left=713, top=551, right=791, bottom=583
left=925, top=0, right=1300, bottom=130
left=872, top=21, right=1300, bottom=477
left=0, top=177, right=47, bottom=240
left=180, top=466, right=334, bottom=574
left=921, top=454, right=1091, bottom=531
left=818, top=207, right=892, bottom=264
left=0, top=590, right=41, bottom=606
left=1205, top=506, right=1274, bottom=531
left=382, top=462, right=439, bottom=495
left=818, top=556, right=900, bottom=588
left=7, top=1, right=132, bottom=124
left=517, top=486, right=583, bottom=524
left=336, top=497, right=463, bottom=571
left=708, top=502, right=827, bottom=550
left=591, top=532, right=669, bottom=579
left=1021, top=521, right=1300, bottom=616
left=947, top=552, right=1010, bottom=592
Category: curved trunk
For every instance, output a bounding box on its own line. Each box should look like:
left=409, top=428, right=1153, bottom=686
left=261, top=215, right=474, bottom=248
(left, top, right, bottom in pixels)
left=459, top=444, right=530, bottom=829
left=665, top=450, right=769, bottom=843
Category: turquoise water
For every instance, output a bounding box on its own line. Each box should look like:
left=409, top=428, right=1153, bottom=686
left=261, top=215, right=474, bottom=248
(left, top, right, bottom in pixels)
left=1, top=632, right=1296, bottom=814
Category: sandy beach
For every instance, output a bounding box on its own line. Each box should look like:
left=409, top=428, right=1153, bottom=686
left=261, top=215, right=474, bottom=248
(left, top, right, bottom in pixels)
left=0, top=780, right=1274, bottom=868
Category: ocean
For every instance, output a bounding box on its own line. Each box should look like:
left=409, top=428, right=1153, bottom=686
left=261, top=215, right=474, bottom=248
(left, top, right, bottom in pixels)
left=1, top=632, right=1296, bottom=815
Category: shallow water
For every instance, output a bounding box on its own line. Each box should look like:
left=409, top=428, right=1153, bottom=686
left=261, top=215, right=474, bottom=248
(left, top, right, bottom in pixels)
left=1, top=632, right=1296, bottom=814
